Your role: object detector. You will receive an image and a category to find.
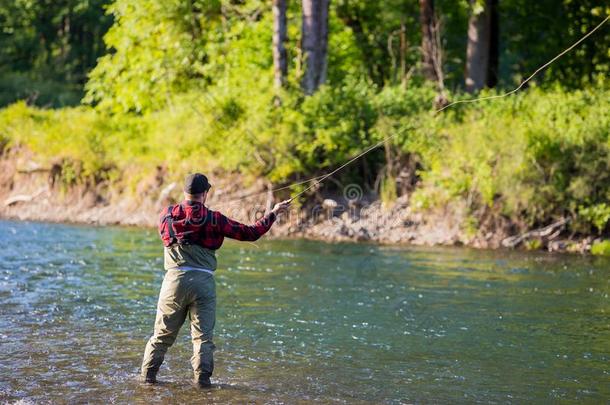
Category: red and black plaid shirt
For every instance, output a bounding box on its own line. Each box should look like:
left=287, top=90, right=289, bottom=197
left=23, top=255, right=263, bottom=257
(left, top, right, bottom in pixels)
left=160, top=200, right=276, bottom=250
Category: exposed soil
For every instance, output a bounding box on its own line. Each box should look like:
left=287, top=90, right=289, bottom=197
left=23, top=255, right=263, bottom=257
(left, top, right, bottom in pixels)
left=0, top=148, right=597, bottom=253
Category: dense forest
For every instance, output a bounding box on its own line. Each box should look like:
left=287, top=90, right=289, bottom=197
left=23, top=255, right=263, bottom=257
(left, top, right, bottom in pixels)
left=0, top=1, right=609, bottom=248
left=1, top=1, right=607, bottom=107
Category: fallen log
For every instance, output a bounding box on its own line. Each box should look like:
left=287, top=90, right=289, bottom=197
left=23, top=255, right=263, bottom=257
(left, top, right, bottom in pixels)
left=3, top=187, right=48, bottom=207
left=16, top=162, right=50, bottom=174
left=502, top=217, right=570, bottom=248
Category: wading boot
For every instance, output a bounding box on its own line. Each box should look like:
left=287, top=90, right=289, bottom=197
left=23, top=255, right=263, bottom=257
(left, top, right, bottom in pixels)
left=141, top=369, right=158, bottom=384
left=193, top=373, right=212, bottom=389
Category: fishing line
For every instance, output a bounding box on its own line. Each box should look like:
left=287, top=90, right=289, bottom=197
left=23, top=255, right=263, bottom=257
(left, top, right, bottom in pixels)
left=215, top=174, right=327, bottom=204
left=288, top=129, right=406, bottom=200
left=436, top=14, right=609, bottom=113
left=213, top=15, right=608, bottom=205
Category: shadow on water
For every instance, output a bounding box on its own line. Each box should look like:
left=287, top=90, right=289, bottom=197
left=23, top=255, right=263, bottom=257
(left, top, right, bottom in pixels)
left=0, top=220, right=608, bottom=403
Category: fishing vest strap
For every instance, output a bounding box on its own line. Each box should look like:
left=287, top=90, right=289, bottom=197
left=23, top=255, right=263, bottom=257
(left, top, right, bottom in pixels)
left=165, top=205, right=177, bottom=243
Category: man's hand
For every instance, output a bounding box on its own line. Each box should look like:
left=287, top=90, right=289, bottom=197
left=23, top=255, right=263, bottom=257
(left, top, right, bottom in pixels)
left=271, top=199, right=292, bottom=216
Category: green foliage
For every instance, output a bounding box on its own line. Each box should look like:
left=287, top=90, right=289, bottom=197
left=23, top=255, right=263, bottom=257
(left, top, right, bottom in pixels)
left=0, top=102, right=114, bottom=182
left=579, top=204, right=610, bottom=234
left=333, top=0, right=420, bottom=86
left=410, top=86, right=610, bottom=230
left=463, top=216, right=480, bottom=240
left=590, top=240, right=610, bottom=256
left=500, top=1, right=609, bottom=88
left=1, top=0, right=610, bottom=241
left=2, top=0, right=608, bottom=110
left=3, top=85, right=608, bottom=236
left=0, top=72, right=83, bottom=107
left=291, top=80, right=377, bottom=172
left=84, top=0, right=220, bottom=113
left=0, top=0, right=112, bottom=107
left=524, top=239, right=543, bottom=251
left=380, top=174, right=397, bottom=208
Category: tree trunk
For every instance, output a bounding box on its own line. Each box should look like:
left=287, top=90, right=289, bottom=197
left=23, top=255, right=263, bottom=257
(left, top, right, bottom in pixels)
left=486, top=0, right=499, bottom=88
left=419, top=0, right=438, bottom=83
left=465, top=0, right=492, bottom=93
left=272, top=0, right=288, bottom=89
left=301, top=0, right=329, bottom=94
left=400, top=18, right=407, bottom=88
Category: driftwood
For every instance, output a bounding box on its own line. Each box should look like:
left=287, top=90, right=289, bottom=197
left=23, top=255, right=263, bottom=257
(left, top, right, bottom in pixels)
left=3, top=187, right=48, bottom=207
left=156, top=182, right=176, bottom=204
left=16, top=162, right=49, bottom=174
left=502, top=217, right=570, bottom=248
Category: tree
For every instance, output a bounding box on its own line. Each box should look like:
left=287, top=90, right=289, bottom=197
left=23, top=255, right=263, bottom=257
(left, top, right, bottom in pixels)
left=500, top=0, right=608, bottom=88
left=84, top=0, right=220, bottom=113
left=419, top=0, right=438, bottom=83
left=272, top=0, right=288, bottom=89
left=464, top=0, right=499, bottom=92
left=0, top=0, right=112, bottom=107
left=301, top=0, right=329, bottom=94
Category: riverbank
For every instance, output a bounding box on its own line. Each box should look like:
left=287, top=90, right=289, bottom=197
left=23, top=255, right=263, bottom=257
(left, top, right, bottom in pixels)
left=1, top=147, right=605, bottom=254
left=2, top=86, right=609, bottom=254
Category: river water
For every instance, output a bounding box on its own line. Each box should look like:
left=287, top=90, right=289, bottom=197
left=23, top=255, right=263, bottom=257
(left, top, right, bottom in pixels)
left=0, top=220, right=608, bottom=403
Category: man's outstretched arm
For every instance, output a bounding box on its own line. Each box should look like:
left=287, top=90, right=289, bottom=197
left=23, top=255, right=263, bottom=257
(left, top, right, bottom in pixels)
left=217, top=200, right=291, bottom=241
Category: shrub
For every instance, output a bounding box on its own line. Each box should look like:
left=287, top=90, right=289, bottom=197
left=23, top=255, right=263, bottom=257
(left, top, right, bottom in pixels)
left=591, top=240, right=610, bottom=256
left=409, top=86, right=610, bottom=232
left=1, top=84, right=609, bottom=237
left=0, top=72, right=82, bottom=108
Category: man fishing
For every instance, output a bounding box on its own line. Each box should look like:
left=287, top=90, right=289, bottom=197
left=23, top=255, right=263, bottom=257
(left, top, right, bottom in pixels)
left=140, top=173, right=291, bottom=388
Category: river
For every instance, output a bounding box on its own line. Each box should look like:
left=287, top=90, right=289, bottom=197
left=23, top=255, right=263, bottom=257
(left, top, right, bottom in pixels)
left=0, top=220, right=608, bottom=403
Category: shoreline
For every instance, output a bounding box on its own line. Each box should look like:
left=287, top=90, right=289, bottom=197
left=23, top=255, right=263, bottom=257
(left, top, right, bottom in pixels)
left=0, top=149, right=604, bottom=254
left=0, top=215, right=600, bottom=262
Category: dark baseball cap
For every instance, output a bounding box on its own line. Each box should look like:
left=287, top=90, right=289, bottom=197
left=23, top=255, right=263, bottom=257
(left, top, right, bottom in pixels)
left=184, top=173, right=211, bottom=194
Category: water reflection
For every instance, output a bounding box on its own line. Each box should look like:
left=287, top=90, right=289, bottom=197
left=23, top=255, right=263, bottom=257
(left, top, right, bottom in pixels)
left=0, top=220, right=608, bottom=403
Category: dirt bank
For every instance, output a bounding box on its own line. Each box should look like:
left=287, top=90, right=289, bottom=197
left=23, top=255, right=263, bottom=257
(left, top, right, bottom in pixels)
left=0, top=148, right=598, bottom=253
